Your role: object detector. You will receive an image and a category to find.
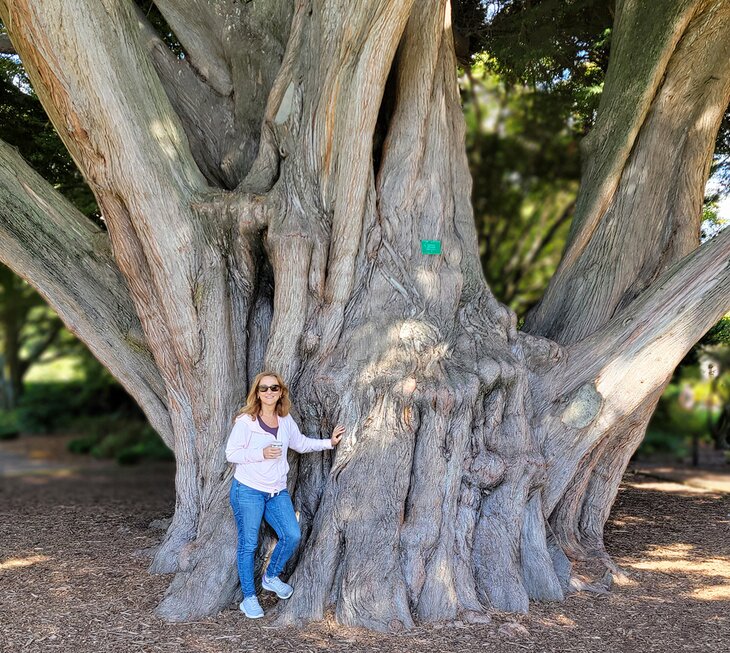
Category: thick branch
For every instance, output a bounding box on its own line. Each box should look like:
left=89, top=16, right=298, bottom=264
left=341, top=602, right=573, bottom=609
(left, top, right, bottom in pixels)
left=231, top=0, right=313, bottom=196
left=0, top=140, right=172, bottom=443
left=133, top=5, right=235, bottom=188
left=526, top=0, right=730, bottom=344
left=315, top=0, right=418, bottom=348
left=562, top=228, right=730, bottom=400
left=154, top=0, right=293, bottom=184
left=150, top=0, right=234, bottom=96
left=562, top=0, right=702, bottom=268
left=2, top=0, right=215, bottom=382
left=0, top=32, right=14, bottom=54
left=263, top=0, right=418, bottom=367
left=540, top=226, right=730, bottom=510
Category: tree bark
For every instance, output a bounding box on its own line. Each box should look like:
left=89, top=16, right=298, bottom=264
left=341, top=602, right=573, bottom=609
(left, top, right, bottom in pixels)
left=0, top=140, right=171, bottom=434
left=0, top=0, right=729, bottom=631
left=526, top=0, right=730, bottom=344
left=524, top=0, right=730, bottom=569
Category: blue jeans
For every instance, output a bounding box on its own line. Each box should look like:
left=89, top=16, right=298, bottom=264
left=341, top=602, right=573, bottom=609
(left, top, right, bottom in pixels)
left=229, top=478, right=301, bottom=598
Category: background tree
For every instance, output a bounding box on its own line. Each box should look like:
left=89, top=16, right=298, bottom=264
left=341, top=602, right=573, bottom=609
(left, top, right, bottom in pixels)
left=463, top=61, right=582, bottom=316
left=0, top=54, right=95, bottom=406
left=0, top=0, right=728, bottom=632
left=458, top=1, right=613, bottom=317
left=0, top=266, right=63, bottom=407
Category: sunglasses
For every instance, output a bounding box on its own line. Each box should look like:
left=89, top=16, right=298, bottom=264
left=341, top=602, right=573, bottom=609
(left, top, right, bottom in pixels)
left=258, top=384, right=281, bottom=393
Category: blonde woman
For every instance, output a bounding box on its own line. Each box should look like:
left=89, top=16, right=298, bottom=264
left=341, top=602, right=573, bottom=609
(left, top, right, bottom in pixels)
left=225, top=371, right=345, bottom=619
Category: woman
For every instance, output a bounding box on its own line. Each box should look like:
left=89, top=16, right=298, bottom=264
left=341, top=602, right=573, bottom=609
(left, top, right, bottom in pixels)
left=225, top=371, right=344, bottom=619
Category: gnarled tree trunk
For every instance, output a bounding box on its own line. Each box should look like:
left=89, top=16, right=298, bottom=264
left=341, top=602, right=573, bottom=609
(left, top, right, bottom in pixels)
left=0, top=0, right=728, bottom=632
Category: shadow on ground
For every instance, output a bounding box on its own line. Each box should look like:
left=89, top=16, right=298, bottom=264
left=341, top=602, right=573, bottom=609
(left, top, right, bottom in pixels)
left=0, top=435, right=728, bottom=653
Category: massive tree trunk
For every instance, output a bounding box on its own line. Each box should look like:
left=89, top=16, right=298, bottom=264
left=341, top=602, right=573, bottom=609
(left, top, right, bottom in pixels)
left=0, top=0, right=728, bottom=631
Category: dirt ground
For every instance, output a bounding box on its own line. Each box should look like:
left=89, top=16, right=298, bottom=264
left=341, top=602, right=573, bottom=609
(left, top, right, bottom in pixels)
left=1, top=435, right=728, bottom=653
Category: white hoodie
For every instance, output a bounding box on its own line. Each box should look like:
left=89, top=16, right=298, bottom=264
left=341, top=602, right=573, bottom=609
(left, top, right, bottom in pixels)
left=225, top=413, right=333, bottom=493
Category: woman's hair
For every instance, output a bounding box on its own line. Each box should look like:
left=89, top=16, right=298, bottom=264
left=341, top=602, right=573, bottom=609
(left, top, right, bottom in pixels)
left=237, top=371, right=291, bottom=418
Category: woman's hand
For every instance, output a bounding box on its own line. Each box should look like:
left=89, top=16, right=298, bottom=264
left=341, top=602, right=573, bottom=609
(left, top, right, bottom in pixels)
left=263, top=445, right=283, bottom=459
left=331, top=425, right=345, bottom=447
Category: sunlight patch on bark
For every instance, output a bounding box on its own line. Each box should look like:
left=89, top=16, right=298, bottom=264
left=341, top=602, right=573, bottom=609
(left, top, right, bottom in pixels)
left=149, top=117, right=183, bottom=158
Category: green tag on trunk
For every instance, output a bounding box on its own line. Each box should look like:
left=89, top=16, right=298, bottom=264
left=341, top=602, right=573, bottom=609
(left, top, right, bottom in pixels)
left=421, top=240, right=442, bottom=255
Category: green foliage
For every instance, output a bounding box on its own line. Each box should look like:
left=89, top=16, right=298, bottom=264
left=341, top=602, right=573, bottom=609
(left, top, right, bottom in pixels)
left=640, top=428, right=688, bottom=459
left=0, top=408, right=19, bottom=439
left=665, top=403, right=715, bottom=439
left=66, top=433, right=100, bottom=454
left=701, top=193, right=729, bottom=241
left=705, top=316, right=730, bottom=346
left=639, top=384, right=718, bottom=459
left=454, top=0, right=613, bottom=128
left=463, top=61, right=581, bottom=316
left=16, top=372, right=143, bottom=433
left=0, top=264, right=86, bottom=407
left=16, top=382, right=87, bottom=432
left=67, top=416, right=173, bottom=465
left=457, top=5, right=613, bottom=317
left=115, top=431, right=175, bottom=466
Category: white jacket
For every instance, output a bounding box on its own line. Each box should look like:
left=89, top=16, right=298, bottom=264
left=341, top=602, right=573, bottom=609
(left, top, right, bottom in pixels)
left=225, top=413, right=333, bottom=493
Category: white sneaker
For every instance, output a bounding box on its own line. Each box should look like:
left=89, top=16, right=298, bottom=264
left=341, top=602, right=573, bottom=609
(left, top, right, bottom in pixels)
left=240, top=595, right=264, bottom=618
left=262, top=574, right=293, bottom=599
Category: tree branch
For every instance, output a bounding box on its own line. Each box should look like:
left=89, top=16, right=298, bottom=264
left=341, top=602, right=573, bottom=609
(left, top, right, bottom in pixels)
left=0, top=139, right=173, bottom=444
left=539, top=226, right=730, bottom=509
left=526, top=0, right=730, bottom=344
left=19, top=316, right=62, bottom=375
left=153, top=0, right=293, bottom=185
left=231, top=0, right=312, bottom=196
left=0, top=32, right=14, bottom=54
left=1, top=0, right=219, bottom=384
left=315, top=0, right=417, bottom=352
left=562, top=0, right=702, bottom=267
left=255, top=0, right=419, bottom=370
left=150, top=0, right=234, bottom=96
left=564, top=227, right=730, bottom=409
left=132, top=4, right=236, bottom=188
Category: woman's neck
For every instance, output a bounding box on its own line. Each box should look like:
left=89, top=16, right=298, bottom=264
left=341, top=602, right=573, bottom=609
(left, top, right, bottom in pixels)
left=260, top=405, right=277, bottom=419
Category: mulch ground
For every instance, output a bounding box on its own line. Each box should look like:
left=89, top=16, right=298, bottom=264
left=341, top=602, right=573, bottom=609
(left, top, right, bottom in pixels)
left=1, top=435, right=729, bottom=653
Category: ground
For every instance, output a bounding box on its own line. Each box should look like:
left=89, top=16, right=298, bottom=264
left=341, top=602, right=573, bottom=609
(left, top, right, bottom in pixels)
left=0, top=434, right=728, bottom=653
